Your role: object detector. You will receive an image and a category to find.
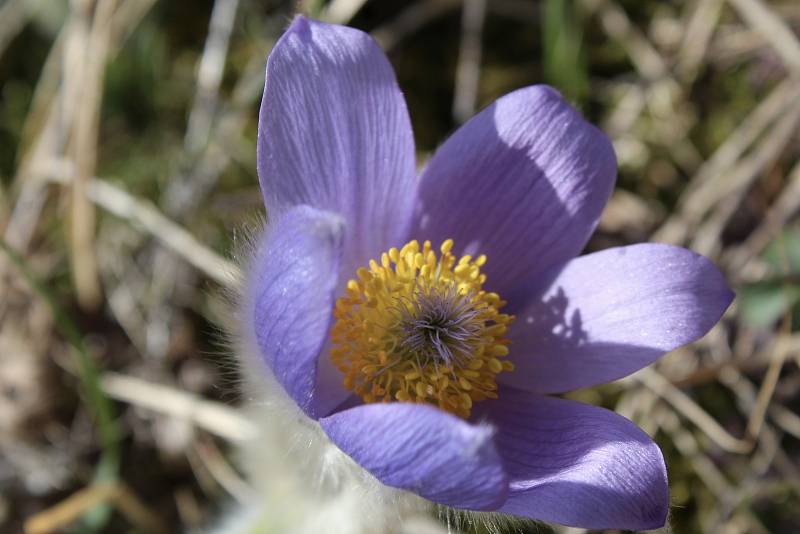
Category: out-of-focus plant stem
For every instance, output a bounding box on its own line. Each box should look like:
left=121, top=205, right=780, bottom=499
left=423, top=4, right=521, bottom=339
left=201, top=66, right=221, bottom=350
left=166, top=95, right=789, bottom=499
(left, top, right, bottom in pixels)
left=542, top=0, right=587, bottom=106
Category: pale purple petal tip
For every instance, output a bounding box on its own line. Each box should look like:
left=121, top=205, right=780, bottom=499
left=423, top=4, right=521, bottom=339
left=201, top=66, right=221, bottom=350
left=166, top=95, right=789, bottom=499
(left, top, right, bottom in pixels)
left=258, top=15, right=416, bottom=278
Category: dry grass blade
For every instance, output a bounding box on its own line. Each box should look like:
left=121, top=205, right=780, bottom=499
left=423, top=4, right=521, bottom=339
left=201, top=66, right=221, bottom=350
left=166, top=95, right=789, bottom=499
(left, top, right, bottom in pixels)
left=691, top=103, right=800, bottom=257
left=69, top=0, right=117, bottom=310
left=452, top=0, right=487, bottom=124
left=101, top=371, right=256, bottom=443
left=581, top=0, right=703, bottom=178
left=676, top=0, right=725, bottom=83
left=660, top=407, right=733, bottom=498
left=24, top=482, right=169, bottom=534
left=46, top=162, right=240, bottom=287
left=87, top=177, right=241, bottom=287
left=726, top=159, right=800, bottom=274
left=371, top=0, right=461, bottom=51
left=3, top=0, right=157, bottom=254
left=635, top=368, right=754, bottom=454
left=581, top=0, right=670, bottom=81
left=321, top=0, right=369, bottom=24
left=728, top=0, right=800, bottom=73
left=183, top=0, right=240, bottom=157
left=656, top=77, right=800, bottom=245
left=745, top=243, right=796, bottom=440
left=0, top=0, right=28, bottom=59
left=769, top=404, right=800, bottom=440
left=166, top=0, right=241, bottom=216
left=192, top=437, right=254, bottom=502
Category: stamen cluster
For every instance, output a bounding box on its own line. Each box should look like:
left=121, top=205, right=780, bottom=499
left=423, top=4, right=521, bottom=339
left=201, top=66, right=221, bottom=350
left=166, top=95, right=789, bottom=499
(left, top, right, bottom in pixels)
left=331, top=239, right=514, bottom=418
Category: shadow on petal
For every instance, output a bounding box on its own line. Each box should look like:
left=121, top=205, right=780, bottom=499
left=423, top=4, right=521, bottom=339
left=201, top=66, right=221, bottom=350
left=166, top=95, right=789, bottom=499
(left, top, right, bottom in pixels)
left=475, top=391, right=668, bottom=530
left=412, top=85, right=616, bottom=312
left=501, top=478, right=668, bottom=531
left=502, top=244, right=734, bottom=393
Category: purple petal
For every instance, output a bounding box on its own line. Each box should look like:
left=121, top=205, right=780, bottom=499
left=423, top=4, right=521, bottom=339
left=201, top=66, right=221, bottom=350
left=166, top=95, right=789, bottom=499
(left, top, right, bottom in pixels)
left=244, top=205, right=345, bottom=418
left=503, top=244, right=734, bottom=393
left=412, top=86, right=616, bottom=310
left=258, top=16, right=416, bottom=277
left=320, top=403, right=509, bottom=510
left=478, top=388, right=668, bottom=530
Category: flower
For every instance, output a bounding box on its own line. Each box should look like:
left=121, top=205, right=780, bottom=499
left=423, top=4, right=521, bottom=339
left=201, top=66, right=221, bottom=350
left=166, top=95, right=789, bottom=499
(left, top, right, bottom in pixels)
left=244, top=15, right=733, bottom=531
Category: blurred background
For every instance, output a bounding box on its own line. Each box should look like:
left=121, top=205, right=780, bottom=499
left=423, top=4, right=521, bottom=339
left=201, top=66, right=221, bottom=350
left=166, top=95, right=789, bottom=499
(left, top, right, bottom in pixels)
left=1, top=0, right=800, bottom=532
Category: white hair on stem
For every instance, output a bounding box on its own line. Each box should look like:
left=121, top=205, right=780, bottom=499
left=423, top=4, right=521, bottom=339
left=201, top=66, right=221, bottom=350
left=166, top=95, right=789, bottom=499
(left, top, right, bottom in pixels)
left=204, top=338, right=433, bottom=534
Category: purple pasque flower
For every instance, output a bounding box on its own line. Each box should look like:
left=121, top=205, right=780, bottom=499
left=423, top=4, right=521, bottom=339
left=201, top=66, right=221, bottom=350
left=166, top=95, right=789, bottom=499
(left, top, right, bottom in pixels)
left=245, top=15, right=733, bottom=531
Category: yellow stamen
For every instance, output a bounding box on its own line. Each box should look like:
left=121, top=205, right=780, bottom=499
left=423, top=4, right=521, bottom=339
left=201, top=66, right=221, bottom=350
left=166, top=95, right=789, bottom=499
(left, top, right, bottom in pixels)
left=330, top=239, right=514, bottom=419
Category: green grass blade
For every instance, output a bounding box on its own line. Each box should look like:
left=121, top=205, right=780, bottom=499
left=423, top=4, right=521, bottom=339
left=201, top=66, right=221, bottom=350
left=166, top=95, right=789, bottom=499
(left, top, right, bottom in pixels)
left=542, top=0, right=588, bottom=105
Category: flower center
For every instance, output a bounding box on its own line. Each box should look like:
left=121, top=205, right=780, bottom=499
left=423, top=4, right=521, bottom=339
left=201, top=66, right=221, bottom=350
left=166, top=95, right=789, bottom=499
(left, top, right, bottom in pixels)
left=330, top=239, right=514, bottom=418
